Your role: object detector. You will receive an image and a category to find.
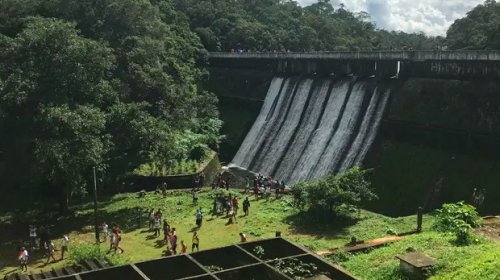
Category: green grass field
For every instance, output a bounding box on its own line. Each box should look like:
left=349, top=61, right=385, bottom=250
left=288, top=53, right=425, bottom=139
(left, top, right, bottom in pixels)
left=334, top=231, right=500, bottom=280
left=0, top=189, right=498, bottom=279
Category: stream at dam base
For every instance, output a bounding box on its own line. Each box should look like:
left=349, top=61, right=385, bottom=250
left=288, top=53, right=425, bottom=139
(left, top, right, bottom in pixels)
left=230, top=76, right=390, bottom=184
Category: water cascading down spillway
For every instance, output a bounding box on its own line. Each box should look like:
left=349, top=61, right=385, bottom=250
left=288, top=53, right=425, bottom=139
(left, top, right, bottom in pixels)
left=231, top=76, right=391, bottom=184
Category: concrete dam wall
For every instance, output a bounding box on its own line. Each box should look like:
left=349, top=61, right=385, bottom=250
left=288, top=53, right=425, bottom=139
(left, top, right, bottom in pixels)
left=209, top=51, right=500, bottom=80
left=231, top=76, right=390, bottom=183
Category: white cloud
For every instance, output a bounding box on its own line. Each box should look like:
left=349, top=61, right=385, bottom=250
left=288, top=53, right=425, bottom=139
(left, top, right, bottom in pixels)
left=297, top=0, right=484, bottom=36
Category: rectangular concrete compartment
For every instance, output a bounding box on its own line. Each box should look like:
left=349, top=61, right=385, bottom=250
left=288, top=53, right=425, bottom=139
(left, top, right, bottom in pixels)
left=135, top=255, right=206, bottom=280
left=190, top=245, right=259, bottom=270
left=215, top=264, right=289, bottom=280
left=79, top=265, right=144, bottom=280
left=177, top=274, right=217, bottom=280
left=47, top=276, right=79, bottom=280
left=273, top=255, right=357, bottom=280
left=239, top=238, right=305, bottom=260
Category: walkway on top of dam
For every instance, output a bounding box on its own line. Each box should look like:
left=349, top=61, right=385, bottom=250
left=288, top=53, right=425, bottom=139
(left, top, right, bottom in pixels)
left=208, top=51, right=500, bottom=61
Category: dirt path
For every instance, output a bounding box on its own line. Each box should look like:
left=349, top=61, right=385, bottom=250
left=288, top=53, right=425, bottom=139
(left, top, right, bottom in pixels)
left=477, top=216, right=500, bottom=242
left=316, top=235, right=403, bottom=256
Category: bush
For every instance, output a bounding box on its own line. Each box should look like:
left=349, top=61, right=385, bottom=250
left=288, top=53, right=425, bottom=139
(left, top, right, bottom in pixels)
left=69, top=244, right=103, bottom=265
left=69, top=244, right=129, bottom=266
left=434, top=202, right=482, bottom=245
left=291, top=167, right=377, bottom=218
left=133, top=159, right=202, bottom=176
left=434, top=202, right=481, bottom=231
left=328, top=252, right=352, bottom=264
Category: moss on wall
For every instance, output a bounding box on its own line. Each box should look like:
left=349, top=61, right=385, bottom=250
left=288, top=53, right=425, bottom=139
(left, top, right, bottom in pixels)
left=387, top=78, right=500, bottom=135
left=365, top=140, right=500, bottom=216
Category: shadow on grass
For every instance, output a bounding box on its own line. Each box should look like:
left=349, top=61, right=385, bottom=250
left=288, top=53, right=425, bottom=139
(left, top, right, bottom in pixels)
left=146, top=234, right=159, bottom=240
left=153, top=240, right=165, bottom=248
left=283, top=210, right=360, bottom=240
left=189, top=227, right=199, bottom=233
left=0, top=195, right=137, bottom=241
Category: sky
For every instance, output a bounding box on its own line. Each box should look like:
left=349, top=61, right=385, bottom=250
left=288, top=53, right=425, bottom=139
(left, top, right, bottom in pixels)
left=297, top=0, right=484, bottom=36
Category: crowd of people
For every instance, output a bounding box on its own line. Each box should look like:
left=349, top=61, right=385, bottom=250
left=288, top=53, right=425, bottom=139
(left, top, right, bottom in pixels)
left=16, top=171, right=282, bottom=273
left=100, top=222, right=124, bottom=254
left=251, top=174, right=286, bottom=200
left=17, top=225, right=71, bottom=271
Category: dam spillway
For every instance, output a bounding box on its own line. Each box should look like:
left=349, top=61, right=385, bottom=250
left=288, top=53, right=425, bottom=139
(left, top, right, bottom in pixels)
left=231, top=76, right=390, bottom=183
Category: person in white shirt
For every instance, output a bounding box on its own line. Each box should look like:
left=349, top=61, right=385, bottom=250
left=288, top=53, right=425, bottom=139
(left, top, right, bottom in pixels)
left=29, top=225, right=37, bottom=249
left=101, top=222, right=109, bottom=242
left=239, top=232, right=247, bottom=243
left=61, top=235, right=69, bottom=260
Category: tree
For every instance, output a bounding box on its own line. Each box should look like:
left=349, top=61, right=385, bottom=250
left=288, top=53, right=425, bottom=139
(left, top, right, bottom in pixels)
left=291, top=167, right=377, bottom=219
left=35, top=106, right=109, bottom=212
left=447, top=0, right=500, bottom=50
left=0, top=17, right=115, bottom=211
left=0, top=0, right=222, bottom=211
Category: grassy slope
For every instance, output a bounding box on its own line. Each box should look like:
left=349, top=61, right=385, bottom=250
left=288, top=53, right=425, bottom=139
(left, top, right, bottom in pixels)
left=1, top=190, right=498, bottom=279
left=335, top=232, right=500, bottom=280
left=0, top=191, right=421, bottom=278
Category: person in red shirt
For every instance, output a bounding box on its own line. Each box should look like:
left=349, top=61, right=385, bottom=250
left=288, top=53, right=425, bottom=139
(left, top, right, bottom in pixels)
left=181, top=240, right=187, bottom=254
left=18, top=247, right=29, bottom=271
left=231, top=196, right=239, bottom=215
left=254, top=184, right=260, bottom=199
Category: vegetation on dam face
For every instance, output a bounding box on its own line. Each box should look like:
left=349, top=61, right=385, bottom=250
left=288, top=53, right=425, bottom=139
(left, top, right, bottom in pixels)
left=387, top=78, right=500, bottom=135
left=366, top=141, right=500, bottom=216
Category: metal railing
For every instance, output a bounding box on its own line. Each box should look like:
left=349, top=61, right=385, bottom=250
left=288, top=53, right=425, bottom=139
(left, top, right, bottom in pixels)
left=208, top=50, right=500, bottom=61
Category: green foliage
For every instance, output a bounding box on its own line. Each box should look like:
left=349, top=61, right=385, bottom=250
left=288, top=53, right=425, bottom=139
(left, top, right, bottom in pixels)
left=134, top=159, right=201, bottom=176
left=434, top=202, right=482, bottom=245
left=0, top=0, right=222, bottom=208
left=173, top=0, right=440, bottom=51
left=447, top=0, right=500, bottom=50
left=0, top=17, right=114, bottom=209
left=206, top=265, right=223, bottom=272
left=291, top=167, right=377, bottom=218
left=328, top=251, right=352, bottom=264
left=69, top=244, right=129, bottom=266
left=434, top=202, right=482, bottom=231
left=133, top=150, right=214, bottom=176
left=273, top=258, right=320, bottom=279
left=252, top=245, right=265, bottom=259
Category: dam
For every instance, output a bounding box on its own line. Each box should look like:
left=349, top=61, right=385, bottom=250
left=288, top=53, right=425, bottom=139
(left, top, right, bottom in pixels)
left=209, top=51, right=500, bottom=215
left=209, top=50, right=500, bottom=80
left=232, top=76, right=390, bottom=183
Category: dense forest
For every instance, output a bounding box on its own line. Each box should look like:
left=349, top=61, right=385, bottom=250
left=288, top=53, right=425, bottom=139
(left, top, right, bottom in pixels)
left=172, top=0, right=443, bottom=51
left=0, top=0, right=498, bottom=211
left=447, top=0, right=500, bottom=50
left=0, top=0, right=222, bottom=211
